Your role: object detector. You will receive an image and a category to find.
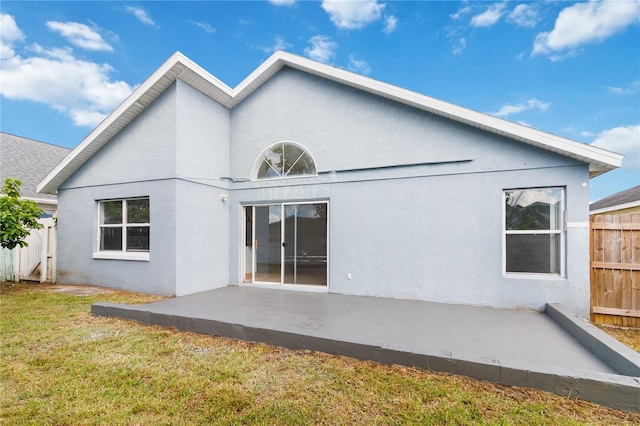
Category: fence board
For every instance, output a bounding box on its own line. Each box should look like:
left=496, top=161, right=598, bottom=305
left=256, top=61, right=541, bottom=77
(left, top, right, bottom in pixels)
left=590, top=213, right=640, bottom=328
left=0, top=219, right=56, bottom=284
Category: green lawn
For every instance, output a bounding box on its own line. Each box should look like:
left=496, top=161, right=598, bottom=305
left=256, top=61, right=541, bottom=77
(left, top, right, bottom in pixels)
left=2, top=283, right=639, bottom=425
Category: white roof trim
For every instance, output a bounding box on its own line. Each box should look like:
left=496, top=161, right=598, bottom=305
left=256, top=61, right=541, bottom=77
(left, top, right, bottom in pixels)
left=590, top=200, right=640, bottom=215
left=37, top=50, right=623, bottom=194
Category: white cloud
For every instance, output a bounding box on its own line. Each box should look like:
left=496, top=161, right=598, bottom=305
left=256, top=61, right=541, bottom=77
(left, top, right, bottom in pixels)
left=125, top=5, right=156, bottom=26
left=273, top=35, right=292, bottom=51
left=0, top=14, right=25, bottom=59
left=304, top=35, right=337, bottom=63
left=443, top=25, right=467, bottom=55
left=261, top=35, right=293, bottom=54
left=471, top=2, right=507, bottom=28
left=533, top=0, right=640, bottom=58
left=269, top=0, right=296, bottom=6
left=347, top=55, right=371, bottom=75
left=69, top=109, right=109, bottom=127
left=605, top=87, right=629, bottom=96
left=0, top=13, right=24, bottom=43
left=321, top=0, right=385, bottom=30
left=383, top=15, right=397, bottom=33
left=591, top=125, right=640, bottom=169
left=605, top=81, right=640, bottom=96
left=561, top=126, right=596, bottom=139
left=1, top=17, right=135, bottom=128
left=492, top=98, right=550, bottom=118
left=507, top=4, right=539, bottom=28
left=46, top=21, right=113, bottom=52
left=450, top=5, right=472, bottom=20
left=452, top=37, right=466, bottom=55
left=192, top=21, right=215, bottom=34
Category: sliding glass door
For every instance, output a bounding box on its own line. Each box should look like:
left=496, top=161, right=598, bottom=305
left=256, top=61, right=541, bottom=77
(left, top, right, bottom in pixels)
left=254, top=205, right=282, bottom=283
left=245, top=202, right=327, bottom=286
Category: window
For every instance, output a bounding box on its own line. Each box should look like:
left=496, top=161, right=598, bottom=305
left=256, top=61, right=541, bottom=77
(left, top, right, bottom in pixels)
left=504, top=188, right=564, bottom=275
left=243, top=202, right=328, bottom=287
left=95, top=197, right=149, bottom=260
left=252, top=142, right=317, bottom=180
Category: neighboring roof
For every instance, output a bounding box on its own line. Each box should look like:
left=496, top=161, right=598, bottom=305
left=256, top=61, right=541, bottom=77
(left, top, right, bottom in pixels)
left=590, top=185, right=640, bottom=214
left=1, top=132, right=71, bottom=202
left=38, top=51, right=623, bottom=194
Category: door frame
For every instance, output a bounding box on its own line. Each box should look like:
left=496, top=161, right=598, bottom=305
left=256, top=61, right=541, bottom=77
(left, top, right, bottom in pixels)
left=242, top=201, right=329, bottom=291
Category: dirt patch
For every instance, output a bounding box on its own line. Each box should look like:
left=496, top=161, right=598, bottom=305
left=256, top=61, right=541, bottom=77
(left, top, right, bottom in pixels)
left=26, top=284, right=115, bottom=296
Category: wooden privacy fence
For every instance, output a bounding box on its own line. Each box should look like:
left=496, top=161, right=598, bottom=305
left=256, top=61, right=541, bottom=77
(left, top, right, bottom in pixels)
left=0, top=218, right=56, bottom=283
left=590, top=213, right=640, bottom=327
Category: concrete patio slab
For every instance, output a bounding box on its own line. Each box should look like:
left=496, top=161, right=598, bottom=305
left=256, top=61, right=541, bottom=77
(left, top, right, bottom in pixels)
left=92, top=286, right=640, bottom=412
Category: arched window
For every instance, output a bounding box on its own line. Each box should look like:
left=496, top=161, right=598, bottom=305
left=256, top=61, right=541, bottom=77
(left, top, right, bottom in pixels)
left=252, top=142, right=317, bottom=180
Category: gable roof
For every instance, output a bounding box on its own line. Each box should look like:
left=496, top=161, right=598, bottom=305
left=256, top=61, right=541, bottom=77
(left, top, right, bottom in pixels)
left=1, top=132, right=71, bottom=202
left=590, top=185, right=640, bottom=214
left=38, top=51, right=622, bottom=194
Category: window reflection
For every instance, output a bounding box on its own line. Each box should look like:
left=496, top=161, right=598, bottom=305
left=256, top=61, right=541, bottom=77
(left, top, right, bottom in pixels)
left=255, top=142, right=317, bottom=180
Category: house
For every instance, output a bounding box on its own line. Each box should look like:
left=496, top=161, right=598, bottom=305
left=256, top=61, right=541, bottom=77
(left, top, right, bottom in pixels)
left=1, top=132, right=71, bottom=216
left=589, top=185, right=640, bottom=216
left=38, top=51, right=622, bottom=317
left=1, top=132, right=71, bottom=282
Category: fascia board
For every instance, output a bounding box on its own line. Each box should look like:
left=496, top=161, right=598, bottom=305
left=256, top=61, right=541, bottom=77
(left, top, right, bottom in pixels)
left=21, top=197, right=57, bottom=205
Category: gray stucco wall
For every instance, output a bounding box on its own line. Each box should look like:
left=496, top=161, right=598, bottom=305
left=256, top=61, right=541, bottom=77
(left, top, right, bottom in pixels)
left=56, top=66, right=592, bottom=316
left=57, top=84, right=180, bottom=295
left=229, top=69, right=578, bottom=179
left=63, top=84, right=178, bottom=188
left=228, top=167, right=591, bottom=316
left=56, top=81, right=232, bottom=296
left=228, top=68, right=591, bottom=316
left=174, top=81, right=230, bottom=295
left=56, top=180, right=177, bottom=295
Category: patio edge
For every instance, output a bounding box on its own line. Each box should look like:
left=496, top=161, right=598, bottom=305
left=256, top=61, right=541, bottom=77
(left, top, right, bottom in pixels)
left=92, top=302, right=640, bottom=412
left=545, top=303, right=640, bottom=377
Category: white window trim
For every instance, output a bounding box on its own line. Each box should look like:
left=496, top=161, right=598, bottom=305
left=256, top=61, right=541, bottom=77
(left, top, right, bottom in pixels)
left=250, top=141, right=318, bottom=181
left=94, top=197, right=150, bottom=261
left=502, top=187, right=565, bottom=277
left=93, top=251, right=150, bottom=261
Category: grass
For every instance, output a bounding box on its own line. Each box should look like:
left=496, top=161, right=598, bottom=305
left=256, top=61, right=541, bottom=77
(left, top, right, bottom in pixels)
left=2, top=283, right=639, bottom=425
left=596, top=325, right=640, bottom=352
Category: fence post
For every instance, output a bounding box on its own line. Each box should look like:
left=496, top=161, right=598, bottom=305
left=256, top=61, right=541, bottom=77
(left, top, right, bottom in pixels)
left=40, top=225, right=48, bottom=283
left=50, top=222, right=57, bottom=283
left=12, top=247, right=20, bottom=282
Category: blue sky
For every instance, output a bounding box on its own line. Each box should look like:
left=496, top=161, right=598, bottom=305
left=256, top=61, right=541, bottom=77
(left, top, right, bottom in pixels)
left=1, top=1, right=638, bottom=201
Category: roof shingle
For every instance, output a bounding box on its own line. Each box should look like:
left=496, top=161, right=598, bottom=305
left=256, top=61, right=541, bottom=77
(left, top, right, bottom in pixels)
left=0, top=132, right=71, bottom=200
left=590, top=185, right=640, bottom=211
